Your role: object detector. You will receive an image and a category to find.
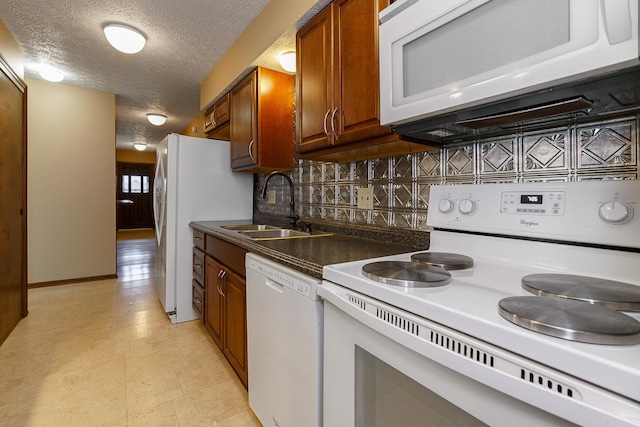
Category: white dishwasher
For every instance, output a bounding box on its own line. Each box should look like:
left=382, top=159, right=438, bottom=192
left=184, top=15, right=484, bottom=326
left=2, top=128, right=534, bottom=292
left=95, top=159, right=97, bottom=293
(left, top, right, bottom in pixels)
left=245, top=253, right=323, bottom=427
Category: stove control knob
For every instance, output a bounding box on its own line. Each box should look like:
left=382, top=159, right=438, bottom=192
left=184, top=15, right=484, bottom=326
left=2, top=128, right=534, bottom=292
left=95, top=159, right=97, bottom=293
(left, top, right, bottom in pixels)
left=458, top=199, right=477, bottom=215
left=438, top=198, right=455, bottom=214
left=598, top=201, right=634, bottom=224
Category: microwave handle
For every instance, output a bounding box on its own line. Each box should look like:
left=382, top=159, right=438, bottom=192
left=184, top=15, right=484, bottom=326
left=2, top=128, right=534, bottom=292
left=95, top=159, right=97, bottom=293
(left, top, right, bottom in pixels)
left=602, top=0, right=632, bottom=44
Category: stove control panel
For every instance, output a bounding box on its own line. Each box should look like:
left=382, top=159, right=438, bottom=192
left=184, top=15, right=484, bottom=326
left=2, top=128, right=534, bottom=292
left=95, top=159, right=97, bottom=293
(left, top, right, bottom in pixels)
left=500, top=191, right=566, bottom=216
left=427, top=181, right=640, bottom=249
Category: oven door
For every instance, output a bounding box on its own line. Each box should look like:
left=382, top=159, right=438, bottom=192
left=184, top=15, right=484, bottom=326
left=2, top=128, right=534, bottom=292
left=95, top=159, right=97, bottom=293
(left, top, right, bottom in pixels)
left=320, top=281, right=588, bottom=427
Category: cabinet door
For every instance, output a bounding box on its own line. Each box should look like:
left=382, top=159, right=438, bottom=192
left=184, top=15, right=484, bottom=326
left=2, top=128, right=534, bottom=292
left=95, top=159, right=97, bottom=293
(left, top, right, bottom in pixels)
left=230, top=71, right=257, bottom=169
left=222, top=268, right=248, bottom=387
left=204, top=256, right=223, bottom=347
left=333, top=0, right=391, bottom=145
left=204, top=93, right=231, bottom=141
left=297, top=6, right=334, bottom=152
left=212, top=93, right=230, bottom=126
left=297, top=0, right=391, bottom=154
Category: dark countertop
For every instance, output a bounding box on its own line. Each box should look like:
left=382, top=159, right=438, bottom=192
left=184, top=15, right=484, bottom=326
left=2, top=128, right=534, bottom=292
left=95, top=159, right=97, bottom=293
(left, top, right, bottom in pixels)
left=190, top=219, right=430, bottom=279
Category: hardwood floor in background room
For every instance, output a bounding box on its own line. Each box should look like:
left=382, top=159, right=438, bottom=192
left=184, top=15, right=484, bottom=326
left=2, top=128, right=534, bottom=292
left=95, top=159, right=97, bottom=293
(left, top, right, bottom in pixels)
left=0, top=229, right=260, bottom=426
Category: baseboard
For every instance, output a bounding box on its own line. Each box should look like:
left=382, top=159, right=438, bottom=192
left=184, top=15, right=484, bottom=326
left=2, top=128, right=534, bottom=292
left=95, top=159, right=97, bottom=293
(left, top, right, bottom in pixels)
left=28, top=274, right=118, bottom=289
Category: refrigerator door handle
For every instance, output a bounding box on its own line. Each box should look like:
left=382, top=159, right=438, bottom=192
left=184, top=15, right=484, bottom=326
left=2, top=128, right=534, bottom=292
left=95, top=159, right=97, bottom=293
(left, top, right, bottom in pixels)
left=152, top=151, right=166, bottom=245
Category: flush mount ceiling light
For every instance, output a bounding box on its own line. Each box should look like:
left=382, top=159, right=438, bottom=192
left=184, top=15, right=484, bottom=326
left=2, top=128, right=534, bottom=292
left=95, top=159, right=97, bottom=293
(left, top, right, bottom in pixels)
left=38, top=64, right=64, bottom=82
left=278, top=51, right=296, bottom=73
left=146, top=113, right=167, bottom=126
left=133, top=143, right=147, bottom=151
left=103, top=24, right=146, bottom=54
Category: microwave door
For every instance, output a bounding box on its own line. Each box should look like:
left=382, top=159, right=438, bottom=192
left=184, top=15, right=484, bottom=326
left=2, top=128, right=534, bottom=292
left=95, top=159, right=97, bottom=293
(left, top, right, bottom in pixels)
left=379, top=0, right=638, bottom=129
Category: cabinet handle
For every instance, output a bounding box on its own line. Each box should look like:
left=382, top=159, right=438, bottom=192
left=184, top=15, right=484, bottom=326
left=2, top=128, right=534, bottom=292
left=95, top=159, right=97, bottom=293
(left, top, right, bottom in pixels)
left=193, top=297, right=202, bottom=304
left=194, top=236, right=202, bottom=241
left=248, top=140, right=256, bottom=164
left=323, top=109, right=331, bottom=141
left=209, top=111, right=216, bottom=127
left=217, top=270, right=227, bottom=297
left=330, top=108, right=339, bottom=141
left=193, top=263, right=202, bottom=268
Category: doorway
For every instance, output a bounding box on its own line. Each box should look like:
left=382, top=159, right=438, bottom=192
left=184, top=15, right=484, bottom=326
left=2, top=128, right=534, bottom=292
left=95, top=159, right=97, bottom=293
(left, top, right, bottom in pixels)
left=116, top=162, right=155, bottom=229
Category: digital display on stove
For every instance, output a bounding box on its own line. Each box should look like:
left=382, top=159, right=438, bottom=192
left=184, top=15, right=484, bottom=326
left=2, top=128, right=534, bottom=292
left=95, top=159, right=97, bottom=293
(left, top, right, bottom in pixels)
left=520, top=194, right=543, bottom=204
left=501, top=191, right=564, bottom=216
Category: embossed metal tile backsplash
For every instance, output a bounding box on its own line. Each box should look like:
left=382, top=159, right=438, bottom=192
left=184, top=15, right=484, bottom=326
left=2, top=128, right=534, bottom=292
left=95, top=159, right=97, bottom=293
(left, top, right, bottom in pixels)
left=256, top=115, right=639, bottom=230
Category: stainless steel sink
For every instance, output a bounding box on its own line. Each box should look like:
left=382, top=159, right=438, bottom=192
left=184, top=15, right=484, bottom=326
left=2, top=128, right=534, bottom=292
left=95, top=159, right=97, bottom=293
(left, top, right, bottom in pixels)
left=220, top=223, right=331, bottom=240
left=240, top=229, right=312, bottom=239
left=220, top=224, right=278, bottom=231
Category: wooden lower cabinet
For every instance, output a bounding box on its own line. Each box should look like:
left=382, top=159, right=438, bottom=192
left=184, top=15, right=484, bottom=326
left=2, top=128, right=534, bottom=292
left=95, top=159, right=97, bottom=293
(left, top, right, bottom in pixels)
left=204, top=254, right=248, bottom=388
left=220, top=267, right=247, bottom=384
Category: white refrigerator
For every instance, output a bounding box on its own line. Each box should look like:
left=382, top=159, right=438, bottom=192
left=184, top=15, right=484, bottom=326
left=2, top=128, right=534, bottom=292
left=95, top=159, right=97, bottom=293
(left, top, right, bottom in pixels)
left=153, top=133, right=253, bottom=323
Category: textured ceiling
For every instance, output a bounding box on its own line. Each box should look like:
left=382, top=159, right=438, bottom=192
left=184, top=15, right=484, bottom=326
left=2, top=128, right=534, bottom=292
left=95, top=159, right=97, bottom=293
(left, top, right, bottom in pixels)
left=0, top=0, right=279, bottom=151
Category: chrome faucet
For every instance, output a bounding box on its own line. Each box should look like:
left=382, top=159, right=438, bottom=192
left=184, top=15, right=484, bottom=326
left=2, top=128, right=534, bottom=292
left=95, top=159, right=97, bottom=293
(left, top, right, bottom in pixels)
left=260, top=171, right=299, bottom=229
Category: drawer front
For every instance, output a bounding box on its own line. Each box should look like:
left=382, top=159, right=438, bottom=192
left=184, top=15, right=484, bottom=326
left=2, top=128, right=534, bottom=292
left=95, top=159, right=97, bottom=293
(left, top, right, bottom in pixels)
left=205, top=234, right=248, bottom=278
left=193, top=247, right=205, bottom=284
left=192, top=280, right=205, bottom=320
left=193, top=229, right=206, bottom=251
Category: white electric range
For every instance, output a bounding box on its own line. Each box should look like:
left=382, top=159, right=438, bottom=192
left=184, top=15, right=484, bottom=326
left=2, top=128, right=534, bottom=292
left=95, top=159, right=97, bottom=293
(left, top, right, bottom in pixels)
left=320, top=180, right=640, bottom=427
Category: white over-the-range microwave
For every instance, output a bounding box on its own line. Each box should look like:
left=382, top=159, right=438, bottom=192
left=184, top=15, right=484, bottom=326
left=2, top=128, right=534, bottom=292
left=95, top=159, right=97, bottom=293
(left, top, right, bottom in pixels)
left=379, top=0, right=640, bottom=142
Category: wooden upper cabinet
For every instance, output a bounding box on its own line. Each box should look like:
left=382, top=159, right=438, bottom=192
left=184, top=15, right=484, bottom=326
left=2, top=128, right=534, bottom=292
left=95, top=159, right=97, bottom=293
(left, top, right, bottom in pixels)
left=230, top=67, right=294, bottom=172
left=296, top=9, right=333, bottom=152
left=204, top=93, right=230, bottom=141
left=296, top=0, right=438, bottom=162
left=230, top=74, right=255, bottom=170
left=297, top=0, right=393, bottom=154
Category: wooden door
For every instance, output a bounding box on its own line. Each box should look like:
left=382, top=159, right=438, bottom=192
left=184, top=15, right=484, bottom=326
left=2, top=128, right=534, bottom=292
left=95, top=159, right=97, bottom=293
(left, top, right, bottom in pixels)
left=116, top=162, right=154, bottom=229
left=205, top=256, right=223, bottom=347
left=296, top=6, right=334, bottom=152
left=333, top=0, right=391, bottom=145
left=223, top=267, right=248, bottom=387
left=230, top=71, right=257, bottom=169
left=0, top=58, right=27, bottom=345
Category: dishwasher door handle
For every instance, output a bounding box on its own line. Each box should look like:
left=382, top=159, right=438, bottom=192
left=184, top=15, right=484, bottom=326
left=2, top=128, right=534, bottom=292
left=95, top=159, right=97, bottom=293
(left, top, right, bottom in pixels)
left=264, top=278, right=284, bottom=294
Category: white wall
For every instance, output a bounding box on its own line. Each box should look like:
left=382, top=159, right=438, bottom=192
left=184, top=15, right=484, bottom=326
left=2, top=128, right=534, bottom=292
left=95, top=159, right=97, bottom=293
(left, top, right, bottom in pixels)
left=27, top=78, right=116, bottom=284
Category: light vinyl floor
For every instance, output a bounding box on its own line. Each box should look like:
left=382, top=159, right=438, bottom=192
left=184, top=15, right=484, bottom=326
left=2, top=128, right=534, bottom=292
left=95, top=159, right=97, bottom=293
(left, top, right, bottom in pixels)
left=0, top=230, right=261, bottom=427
